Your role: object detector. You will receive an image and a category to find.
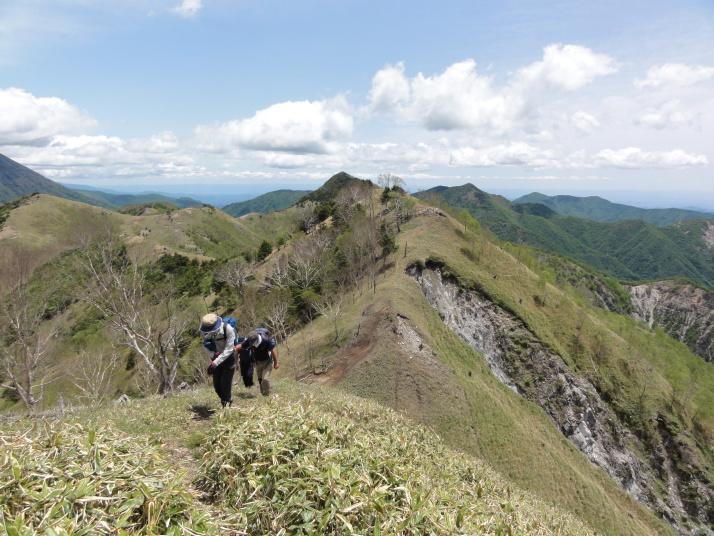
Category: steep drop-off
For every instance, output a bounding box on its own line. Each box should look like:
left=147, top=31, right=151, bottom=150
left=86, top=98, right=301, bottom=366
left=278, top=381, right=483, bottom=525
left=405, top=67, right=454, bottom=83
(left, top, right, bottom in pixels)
left=408, top=263, right=714, bottom=536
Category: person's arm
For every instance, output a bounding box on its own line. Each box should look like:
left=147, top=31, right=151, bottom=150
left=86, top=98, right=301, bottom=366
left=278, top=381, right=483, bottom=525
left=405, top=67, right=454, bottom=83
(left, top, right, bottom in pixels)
left=212, top=324, right=236, bottom=366
left=271, top=347, right=279, bottom=369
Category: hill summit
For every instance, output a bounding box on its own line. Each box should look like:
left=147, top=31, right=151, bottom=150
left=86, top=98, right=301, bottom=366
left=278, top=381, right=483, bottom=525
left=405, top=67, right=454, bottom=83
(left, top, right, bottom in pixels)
left=298, top=171, right=371, bottom=204
left=0, top=152, right=109, bottom=207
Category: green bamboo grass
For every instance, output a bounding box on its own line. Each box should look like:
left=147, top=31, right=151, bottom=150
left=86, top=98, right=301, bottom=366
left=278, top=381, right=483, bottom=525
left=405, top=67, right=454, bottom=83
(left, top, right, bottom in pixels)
left=0, top=423, right=217, bottom=535
left=197, top=386, right=595, bottom=536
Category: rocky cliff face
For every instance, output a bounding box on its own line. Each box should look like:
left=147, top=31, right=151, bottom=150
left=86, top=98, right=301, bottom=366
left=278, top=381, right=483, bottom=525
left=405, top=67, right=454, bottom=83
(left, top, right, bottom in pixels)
left=408, top=263, right=714, bottom=536
left=626, top=282, right=714, bottom=363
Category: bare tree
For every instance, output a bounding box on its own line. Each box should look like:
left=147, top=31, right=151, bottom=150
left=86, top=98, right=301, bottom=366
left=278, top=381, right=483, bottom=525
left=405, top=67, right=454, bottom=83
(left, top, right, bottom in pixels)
left=311, top=294, right=345, bottom=343
left=77, top=237, right=196, bottom=394
left=215, top=259, right=254, bottom=299
left=0, top=244, right=59, bottom=412
left=265, top=296, right=291, bottom=353
left=377, top=173, right=406, bottom=190
left=266, top=253, right=292, bottom=291
left=387, top=190, right=416, bottom=232
left=334, top=182, right=373, bottom=227
left=340, top=213, right=379, bottom=297
left=72, top=350, right=121, bottom=403
left=287, top=234, right=330, bottom=291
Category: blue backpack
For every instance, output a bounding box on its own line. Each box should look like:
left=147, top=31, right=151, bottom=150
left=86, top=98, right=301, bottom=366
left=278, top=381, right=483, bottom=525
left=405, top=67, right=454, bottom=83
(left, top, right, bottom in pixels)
left=250, top=328, right=275, bottom=361
left=203, top=316, right=240, bottom=352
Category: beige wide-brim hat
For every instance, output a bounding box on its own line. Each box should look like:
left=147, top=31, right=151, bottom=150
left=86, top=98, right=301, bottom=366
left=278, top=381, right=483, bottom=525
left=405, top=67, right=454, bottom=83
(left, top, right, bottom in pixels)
left=200, top=313, right=222, bottom=333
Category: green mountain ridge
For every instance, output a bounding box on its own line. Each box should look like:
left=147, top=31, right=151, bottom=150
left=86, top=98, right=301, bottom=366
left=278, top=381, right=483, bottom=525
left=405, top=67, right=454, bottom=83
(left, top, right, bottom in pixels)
left=223, top=189, right=310, bottom=217
left=298, top=171, right=371, bottom=204
left=0, top=153, right=112, bottom=208
left=2, top=176, right=714, bottom=535
left=73, top=188, right=203, bottom=209
left=514, top=192, right=714, bottom=225
left=416, top=183, right=714, bottom=290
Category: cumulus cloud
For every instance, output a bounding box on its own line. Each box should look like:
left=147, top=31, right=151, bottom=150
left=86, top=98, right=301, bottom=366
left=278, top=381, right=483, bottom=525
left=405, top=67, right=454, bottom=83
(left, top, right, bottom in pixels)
left=364, top=60, right=522, bottom=133
left=635, top=63, right=714, bottom=90
left=592, top=147, right=708, bottom=168
left=0, top=88, right=98, bottom=145
left=194, top=96, right=354, bottom=154
left=364, top=45, right=616, bottom=136
left=635, top=100, right=694, bottom=130
left=449, top=143, right=561, bottom=168
left=571, top=111, right=600, bottom=133
left=364, top=62, right=411, bottom=114
left=7, top=133, right=194, bottom=180
left=516, top=44, right=617, bottom=92
left=171, top=0, right=202, bottom=18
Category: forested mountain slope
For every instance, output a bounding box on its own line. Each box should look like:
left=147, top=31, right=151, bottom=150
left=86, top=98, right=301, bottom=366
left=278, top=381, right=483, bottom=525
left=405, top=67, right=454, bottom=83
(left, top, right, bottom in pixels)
left=416, top=184, right=714, bottom=289
left=0, top=152, right=111, bottom=207
left=223, top=189, right=309, bottom=217
left=2, top=178, right=713, bottom=535
left=514, top=192, right=714, bottom=225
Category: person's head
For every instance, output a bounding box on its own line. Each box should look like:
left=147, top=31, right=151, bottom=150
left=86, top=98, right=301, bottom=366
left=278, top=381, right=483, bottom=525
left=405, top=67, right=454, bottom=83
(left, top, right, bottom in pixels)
left=246, top=330, right=262, bottom=348
left=200, top=313, right=222, bottom=333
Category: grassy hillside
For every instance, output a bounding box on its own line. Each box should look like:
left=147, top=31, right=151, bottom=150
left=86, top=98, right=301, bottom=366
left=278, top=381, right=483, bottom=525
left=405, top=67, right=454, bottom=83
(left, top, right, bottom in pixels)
left=0, top=383, right=597, bottom=536
left=289, top=207, right=681, bottom=536
left=0, top=194, right=265, bottom=275
left=73, top=188, right=202, bottom=209
left=298, top=171, right=371, bottom=204
left=416, top=184, right=714, bottom=289
left=3, top=180, right=713, bottom=535
left=0, top=152, right=112, bottom=208
left=514, top=192, right=714, bottom=225
left=223, top=189, right=310, bottom=217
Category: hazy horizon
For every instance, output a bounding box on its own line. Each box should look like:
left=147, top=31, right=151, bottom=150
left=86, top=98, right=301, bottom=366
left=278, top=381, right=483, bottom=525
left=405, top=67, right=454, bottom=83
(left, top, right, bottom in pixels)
left=1, top=1, right=712, bottom=198
left=58, top=179, right=714, bottom=213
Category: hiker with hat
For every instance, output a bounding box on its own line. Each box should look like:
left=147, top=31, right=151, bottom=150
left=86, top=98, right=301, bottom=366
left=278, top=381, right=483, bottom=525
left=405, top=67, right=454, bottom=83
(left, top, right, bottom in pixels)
left=235, top=329, right=279, bottom=396
left=199, top=313, right=237, bottom=408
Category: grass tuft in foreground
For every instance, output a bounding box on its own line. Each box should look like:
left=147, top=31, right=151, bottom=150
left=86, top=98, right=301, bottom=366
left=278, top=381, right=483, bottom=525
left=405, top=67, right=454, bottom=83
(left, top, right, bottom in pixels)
left=0, top=422, right=217, bottom=536
left=197, top=384, right=595, bottom=535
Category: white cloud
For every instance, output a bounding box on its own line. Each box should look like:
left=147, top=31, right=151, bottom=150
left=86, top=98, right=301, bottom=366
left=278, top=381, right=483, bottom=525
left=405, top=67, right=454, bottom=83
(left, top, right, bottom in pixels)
left=193, top=96, right=354, bottom=154
left=592, top=147, right=708, bottom=168
left=364, top=45, right=616, bottom=135
left=635, top=63, right=714, bottom=90
left=171, top=0, right=202, bottom=18
left=449, top=143, right=561, bottom=169
left=365, top=60, right=522, bottom=133
left=364, top=62, right=411, bottom=114
left=128, top=131, right=181, bottom=153
left=635, top=100, right=694, bottom=130
left=5, top=133, right=195, bottom=180
left=571, top=111, right=600, bottom=133
left=0, top=88, right=98, bottom=145
left=516, top=44, right=617, bottom=92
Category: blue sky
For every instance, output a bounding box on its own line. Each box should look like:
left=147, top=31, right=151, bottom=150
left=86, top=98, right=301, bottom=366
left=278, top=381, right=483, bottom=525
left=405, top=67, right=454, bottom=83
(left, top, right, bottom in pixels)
left=1, top=0, right=713, bottom=201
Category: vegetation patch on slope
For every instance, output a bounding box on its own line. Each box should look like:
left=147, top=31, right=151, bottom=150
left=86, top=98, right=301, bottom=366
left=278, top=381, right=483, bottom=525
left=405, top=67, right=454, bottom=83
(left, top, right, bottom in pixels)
left=0, top=422, right=218, bottom=535
left=197, top=384, right=595, bottom=536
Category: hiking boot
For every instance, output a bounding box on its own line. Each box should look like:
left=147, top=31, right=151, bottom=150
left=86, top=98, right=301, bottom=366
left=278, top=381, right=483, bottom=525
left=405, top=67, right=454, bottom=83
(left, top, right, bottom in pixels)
left=260, top=378, right=270, bottom=396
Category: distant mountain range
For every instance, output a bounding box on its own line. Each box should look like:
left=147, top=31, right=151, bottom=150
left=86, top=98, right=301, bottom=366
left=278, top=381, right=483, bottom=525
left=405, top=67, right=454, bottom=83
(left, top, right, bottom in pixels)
left=416, top=183, right=714, bottom=289
left=0, top=153, right=203, bottom=210
left=0, top=153, right=112, bottom=208
left=223, top=189, right=310, bottom=217
left=514, top=192, right=714, bottom=225
left=72, top=189, right=202, bottom=210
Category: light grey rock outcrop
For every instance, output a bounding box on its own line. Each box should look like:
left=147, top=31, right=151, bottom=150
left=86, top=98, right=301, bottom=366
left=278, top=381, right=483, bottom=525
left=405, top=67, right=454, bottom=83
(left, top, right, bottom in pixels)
left=408, top=263, right=714, bottom=536
left=626, top=282, right=714, bottom=363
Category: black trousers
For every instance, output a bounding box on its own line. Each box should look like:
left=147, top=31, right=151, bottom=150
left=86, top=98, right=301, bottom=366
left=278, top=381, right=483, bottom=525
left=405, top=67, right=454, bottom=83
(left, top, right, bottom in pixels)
left=212, top=354, right=236, bottom=405
left=238, top=350, right=255, bottom=388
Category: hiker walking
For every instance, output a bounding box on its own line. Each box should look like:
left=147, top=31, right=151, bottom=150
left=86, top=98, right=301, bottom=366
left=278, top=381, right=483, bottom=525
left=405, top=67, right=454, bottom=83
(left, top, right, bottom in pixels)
left=200, top=313, right=237, bottom=408
left=235, top=329, right=279, bottom=396
left=235, top=336, right=255, bottom=389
